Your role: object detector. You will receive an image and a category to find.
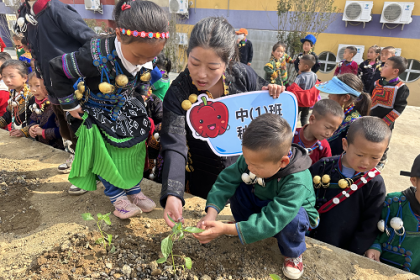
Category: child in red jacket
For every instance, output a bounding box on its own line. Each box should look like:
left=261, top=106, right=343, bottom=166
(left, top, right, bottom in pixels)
left=0, top=52, right=12, bottom=131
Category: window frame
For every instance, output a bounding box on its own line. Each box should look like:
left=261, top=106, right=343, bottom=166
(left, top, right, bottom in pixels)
left=399, top=59, right=420, bottom=83
left=318, top=51, right=337, bottom=73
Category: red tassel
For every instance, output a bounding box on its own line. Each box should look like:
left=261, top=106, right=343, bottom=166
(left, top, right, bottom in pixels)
left=121, top=3, right=131, bottom=11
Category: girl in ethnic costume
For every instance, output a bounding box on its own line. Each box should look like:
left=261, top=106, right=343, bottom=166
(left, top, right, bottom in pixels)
left=0, top=60, right=34, bottom=137
left=358, top=45, right=381, bottom=92
left=160, top=17, right=285, bottom=228
left=27, top=72, right=64, bottom=149
left=49, top=0, right=168, bottom=219
left=315, top=74, right=371, bottom=156
left=264, top=42, right=293, bottom=86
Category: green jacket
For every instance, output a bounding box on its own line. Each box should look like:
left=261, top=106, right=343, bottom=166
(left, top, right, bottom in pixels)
left=264, top=54, right=293, bottom=85
left=206, top=147, right=318, bottom=245
left=369, top=187, right=420, bottom=275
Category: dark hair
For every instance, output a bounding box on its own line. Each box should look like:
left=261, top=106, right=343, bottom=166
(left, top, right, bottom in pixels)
left=312, top=99, right=344, bottom=120
left=383, top=46, right=396, bottom=54
left=387, top=56, right=407, bottom=75
left=156, top=52, right=171, bottom=73
left=368, top=45, right=381, bottom=62
left=300, top=54, right=316, bottom=68
left=346, top=46, right=357, bottom=57
left=337, top=73, right=371, bottom=116
left=0, top=52, right=12, bottom=63
left=187, top=17, right=238, bottom=68
left=242, top=114, right=293, bottom=162
left=12, top=34, right=22, bottom=41
left=28, top=71, right=37, bottom=81
left=21, top=37, right=27, bottom=46
left=0, top=60, right=28, bottom=77
left=347, top=116, right=391, bottom=145
left=113, top=0, right=168, bottom=44
left=272, top=42, right=287, bottom=52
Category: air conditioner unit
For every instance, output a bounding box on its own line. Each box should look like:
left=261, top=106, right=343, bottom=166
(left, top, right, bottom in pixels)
left=176, top=33, right=188, bottom=46
left=84, top=0, right=103, bottom=14
left=342, top=1, right=373, bottom=28
left=3, top=0, right=14, bottom=7
left=380, top=2, right=414, bottom=30
left=336, top=44, right=365, bottom=64
left=169, top=0, right=189, bottom=17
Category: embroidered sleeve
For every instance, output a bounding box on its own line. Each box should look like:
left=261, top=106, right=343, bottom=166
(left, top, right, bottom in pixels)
left=43, top=128, right=57, bottom=140
left=0, top=116, right=8, bottom=128
left=264, top=62, right=275, bottom=75
left=0, top=111, right=12, bottom=128
left=21, top=126, right=29, bottom=138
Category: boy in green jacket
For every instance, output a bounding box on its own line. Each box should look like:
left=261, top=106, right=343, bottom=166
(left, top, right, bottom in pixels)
left=193, top=114, right=319, bottom=280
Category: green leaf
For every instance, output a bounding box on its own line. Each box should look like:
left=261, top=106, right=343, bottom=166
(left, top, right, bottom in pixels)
left=178, top=232, right=184, bottom=241
left=81, top=213, right=94, bottom=221
left=104, top=212, right=111, bottom=217
left=269, top=274, right=282, bottom=280
left=161, top=236, right=173, bottom=258
left=97, top=213, right=103, bottom=220
left=157, top=257, right=167, bottom=264
left=95, top=238, right=104, bottom=245
left=103, top=215, right=111, bottom=226
left=177, top=222, right=183, bottom=231
left=109, top=245, right=116, bottom=254
left=184, top=227, right=205, bottom=233
left=107, top=234, right=113, bottom=246
left=167, top=214, right=176, bottom=224
left=172, top=224, right=181, bottom=235
left=184, top=257, right=192, bottom=270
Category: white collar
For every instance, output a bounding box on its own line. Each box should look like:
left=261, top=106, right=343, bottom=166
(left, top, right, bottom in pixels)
left=114, top=37, right=153, bottom=76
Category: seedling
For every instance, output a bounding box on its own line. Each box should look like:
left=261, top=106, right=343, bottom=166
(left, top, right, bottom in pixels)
left=81, top=212, right=115, bottom=253
left=157, top=214, right=204, bottom=270
left=269, top=274, right=281, bottom=280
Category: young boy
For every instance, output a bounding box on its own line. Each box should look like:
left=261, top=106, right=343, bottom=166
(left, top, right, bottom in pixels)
left=365, top=154, right=420, bottom=275
left=293, top=34, right=320, bottom=73
left=334, top=46, right=358, bottom=76
left=193, top=114, right=319, bottom=280
left=369, top=46, right=396, bottom=93
left=289, top=54, right=318, bottom=125
left=293, top=99, right=344, bottom=165
left=309, top=117, right=390, bottom=255
left=370, top=56, right=409, bottom=170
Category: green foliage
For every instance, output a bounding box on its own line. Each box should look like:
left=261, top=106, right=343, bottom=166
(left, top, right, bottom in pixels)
left=157, top=214, right=204, bottom=271
left=82, top=212, right=115, bottom=252
left=269, top=274, right=282, bottom=280
left=276, top=0, right=339, bottom=80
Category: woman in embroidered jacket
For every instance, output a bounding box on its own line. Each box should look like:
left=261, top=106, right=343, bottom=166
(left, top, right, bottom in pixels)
left=160, top=17, right=285, bottom=228
left=315, top=74, right=372, bottom=156
left=27, top=72, right=64, bottom=149
left=49, top=0, right=168, bottom=219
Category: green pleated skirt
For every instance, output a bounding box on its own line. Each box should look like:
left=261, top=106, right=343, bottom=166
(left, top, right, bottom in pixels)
left=69, top=114, right=146, bottom=191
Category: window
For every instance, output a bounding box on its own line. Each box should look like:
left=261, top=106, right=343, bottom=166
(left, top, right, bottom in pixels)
left=318, top=51, right=337, bottom=73
left=399, top=59, right=420, bottom=83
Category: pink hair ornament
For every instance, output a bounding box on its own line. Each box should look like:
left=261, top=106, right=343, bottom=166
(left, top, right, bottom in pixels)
left=121, top=2, right=131, bottom=11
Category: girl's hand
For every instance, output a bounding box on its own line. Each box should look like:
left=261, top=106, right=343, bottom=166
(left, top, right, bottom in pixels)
left=192, top=221, right=228, bottom=244
left=69, top=107, right=84, bottom=120
left=9, top=129, right=25, bottom=137
left=34, top=127, right=43, bottom=136
left=29, top=126, right=37, bottom=138
left=163, top=195, right=184, bottom=228
left=196, top=208, right=218, bottom=229
left=365, top=249, right=381, bottom=262
left=262, top=84, right=285, bottom=99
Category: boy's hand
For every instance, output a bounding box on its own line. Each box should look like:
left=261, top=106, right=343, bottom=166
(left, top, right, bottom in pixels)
left=365, top=249, right=381, bottom=262
left=193, top=221, right=232, bottom=244
left=262, top=84, right=285, bottom=99
left=9, top=129, right=24, bottom=137
left=196, top=207, right=218, bottom=229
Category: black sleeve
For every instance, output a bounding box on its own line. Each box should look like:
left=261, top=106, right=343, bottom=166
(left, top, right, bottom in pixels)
left=294, top=56, right=300, bottom=73
left=311, top=52, right=320, bottom=73
left=0, top=110, right=12, bottom=128
left=160, top=74, right=190, bottom=207
left=49, top=40, right=100, bottom=110
left=149, top=96, right=163, bottom=125
left=248, top=41, right=253, bottom=64
left=244, top=64, right=268, bottom=91
left=349, top=176, right=386, bottom=255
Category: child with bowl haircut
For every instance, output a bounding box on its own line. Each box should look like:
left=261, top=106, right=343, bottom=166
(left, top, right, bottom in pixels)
left=309, top=117, right=389, bottom=255
left=194, top=114, right=319, bottom=280
left=292, top=99, right=344, bottom=165
left=366, top=154, right=420, bottom=275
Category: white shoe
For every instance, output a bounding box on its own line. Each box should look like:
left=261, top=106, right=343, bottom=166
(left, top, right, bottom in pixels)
left=58, top=154, right=74, bottom=174
left=68, top=185, right=87, bottom=195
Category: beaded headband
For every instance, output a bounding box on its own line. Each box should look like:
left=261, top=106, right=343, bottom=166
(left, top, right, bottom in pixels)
left=119, top=28, right=169, bottom=39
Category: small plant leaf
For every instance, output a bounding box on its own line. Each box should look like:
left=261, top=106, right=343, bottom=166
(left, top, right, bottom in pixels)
left=81, top=213, right=94, bottom=221
left=184, top=257, right=192, bottom=270
left=104, top=212, right=111, bottom=217
left=172, top=225, right=181, bottom=235
left=97, top=213, right=103, bottom=220
left=107, top=234, right=113, bottom=246
left=269, top=274, right=282, bottom=280
left=178, top=231, right=184, bottom=241
left=167, top=214, right=176, bottom=224
left=161, top=236, right=173, bottom=258
left=177, top=222, right=183, bottom=231
left=109, top=245, right=116, bottom=254
left=103, top=215, right=112, bottom=226
left=95, top=238, right=104, bottom=245
left=157, top=257, right=167, bottom=264
left=184, top=227, right=205, bottom=233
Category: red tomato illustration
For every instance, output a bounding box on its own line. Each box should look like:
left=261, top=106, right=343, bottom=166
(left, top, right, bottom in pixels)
left=190, top=96, right=229, bottom=138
